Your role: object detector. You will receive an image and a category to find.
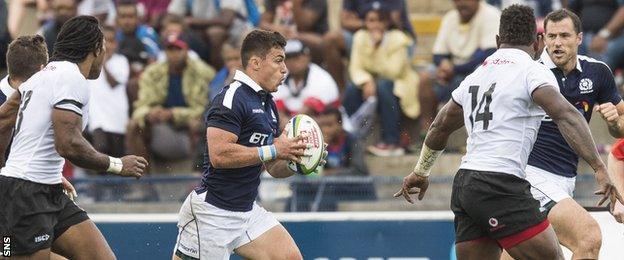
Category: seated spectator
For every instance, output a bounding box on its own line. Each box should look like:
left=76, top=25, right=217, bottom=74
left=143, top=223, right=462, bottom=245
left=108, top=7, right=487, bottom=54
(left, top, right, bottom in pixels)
left=116, top=0, right=160, bottom=71
left=209, top=42, right=243, bottom=101
left=39, top=0, right=78, bottom=57
left=156, top=14, right=206, bottom=63
left=127, top=35, right=214, bottom=173
left=273, top=39, right=339, bottom=129
left=419, top=0, right=499, bottom=137
left=342, top=8, right=421, bottom=157
left=286, top=107, right=375, bottom=212
left=260, top=0, right=329, bottom=64
left=323, top=0, right=415, bottom=89
left=87, top=26, right=130, bottom=201
left=570, top=0, right=624, bottom=70
left=167, top=0, right=254, bottom=68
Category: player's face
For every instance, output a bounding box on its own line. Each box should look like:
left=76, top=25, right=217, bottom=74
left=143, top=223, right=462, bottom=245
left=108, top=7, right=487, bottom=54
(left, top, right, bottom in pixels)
left=257, top=47, right=288, bottom=92
left=87, top=40, right=106, bottom=79
left=544, top=17, right=582, bottom=69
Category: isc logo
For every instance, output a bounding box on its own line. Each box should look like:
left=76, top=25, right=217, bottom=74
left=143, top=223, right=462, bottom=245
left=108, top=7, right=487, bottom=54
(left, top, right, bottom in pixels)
left=2, top=236, right=10, bottom=257
left=249, top=133, right=269, bottom=145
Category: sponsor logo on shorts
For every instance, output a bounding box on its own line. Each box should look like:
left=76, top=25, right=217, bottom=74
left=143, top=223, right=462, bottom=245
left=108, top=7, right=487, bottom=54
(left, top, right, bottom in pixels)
left=488, top=218, right=498, bottom=227
left=488, top=217, right=507, bottom=232
left=179, top=243, right=198, bottom=255
left=34, top=234, right=50, bottom=243
left=2, top=236, right=10, bottom=257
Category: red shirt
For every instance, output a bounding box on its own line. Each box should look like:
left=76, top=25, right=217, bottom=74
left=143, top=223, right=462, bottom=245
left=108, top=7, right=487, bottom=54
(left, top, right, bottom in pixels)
left=612, top=139, right=624, bottom=160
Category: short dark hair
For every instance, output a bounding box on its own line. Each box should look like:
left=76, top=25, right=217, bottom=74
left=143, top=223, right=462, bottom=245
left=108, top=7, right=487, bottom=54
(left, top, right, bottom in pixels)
left=240, top=30, right=286, bottom=68
left=320, top=106, right=342, bottom=124
left=498, top=4, right=536, bottom=46
left=51, top=15, right=104, bottom=63
left=7, top=35, right=48, bottom=80
left=544, top=9, right=582, bottom=34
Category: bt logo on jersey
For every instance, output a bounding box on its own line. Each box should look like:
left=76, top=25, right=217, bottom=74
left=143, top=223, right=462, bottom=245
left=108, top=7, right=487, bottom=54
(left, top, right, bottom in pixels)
left=249, top=133, right=269, bottom=145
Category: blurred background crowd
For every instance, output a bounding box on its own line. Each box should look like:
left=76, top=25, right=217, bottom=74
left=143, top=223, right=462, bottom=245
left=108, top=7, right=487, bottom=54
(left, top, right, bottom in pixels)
left=0, top=0, right=619, bottom=212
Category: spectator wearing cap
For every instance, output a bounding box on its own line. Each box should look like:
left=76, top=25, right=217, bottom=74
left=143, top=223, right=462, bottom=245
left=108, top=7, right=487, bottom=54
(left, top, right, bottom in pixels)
left=322, top=0, right=415, bottom=89
left=419, top=0, right=499, bottom=138
left=342, top=8, right=421, bottom=157
left=127, top=34, right=215, bottom=175
left=273, top=39, right=339, bottom=129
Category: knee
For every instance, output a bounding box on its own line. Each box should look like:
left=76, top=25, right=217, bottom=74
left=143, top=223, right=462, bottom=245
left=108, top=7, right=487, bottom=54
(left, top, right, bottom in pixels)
left=576, top=224, right=602, bottom=256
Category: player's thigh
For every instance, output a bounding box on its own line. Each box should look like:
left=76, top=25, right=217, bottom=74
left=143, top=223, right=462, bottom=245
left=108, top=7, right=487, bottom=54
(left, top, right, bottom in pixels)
left=455, top=238, right=502, bottom=260
left=234, top=224, right=302, bottom=260
left=2, top=248, right=51, bottom=260
left=52, top=219, right=115, bottom=260
left=505, top=225, right=563, bottom=260
left=548, top=198, right=601, bottom=251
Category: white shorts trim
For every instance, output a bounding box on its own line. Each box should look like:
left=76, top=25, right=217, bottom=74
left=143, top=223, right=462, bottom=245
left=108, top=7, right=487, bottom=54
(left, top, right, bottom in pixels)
left=525, top=165, right=575, bottom=212
left=173, top=190, right=280, bottom=259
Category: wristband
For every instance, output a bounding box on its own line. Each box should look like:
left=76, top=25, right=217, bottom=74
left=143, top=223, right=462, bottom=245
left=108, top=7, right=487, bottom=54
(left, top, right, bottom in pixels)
left=107, top=156, right=123, bottom=174
left=413, top=145, right=444, bottom=177
left=258, top=145, right=277, bottom=162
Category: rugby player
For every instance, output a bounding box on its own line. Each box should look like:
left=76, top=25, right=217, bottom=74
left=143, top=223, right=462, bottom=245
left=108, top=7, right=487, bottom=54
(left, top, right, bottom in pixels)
left=395, top=5, right=621, bottom=259
left=0, top=16, right=147, bottom=260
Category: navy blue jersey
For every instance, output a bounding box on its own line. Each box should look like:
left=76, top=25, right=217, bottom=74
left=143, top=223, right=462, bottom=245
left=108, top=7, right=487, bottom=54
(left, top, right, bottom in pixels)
left=199, top=70, right=280, bottom=212
left=528, top=52, right=622, bottom=177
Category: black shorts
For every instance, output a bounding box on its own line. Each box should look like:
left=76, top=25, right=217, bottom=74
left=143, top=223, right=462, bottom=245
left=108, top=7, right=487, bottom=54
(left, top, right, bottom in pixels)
left=0, top=175, right=89, bottom=255
left=451, top=169, right=548, bottom=248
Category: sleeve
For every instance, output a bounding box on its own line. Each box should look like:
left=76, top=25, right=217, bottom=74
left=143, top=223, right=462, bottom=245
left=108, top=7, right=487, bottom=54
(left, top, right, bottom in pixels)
left=51, top=74, right=89, bottom=116
left=597, top=64, right=622, bottom=105
left=167, top=0, right=187, bottom=15
left=206, top=93, right=244, bottom=136
left=348, top=30, right=374, bottom=86
left=450, top=81, right=466, bottom=107
left=526, top=64, right=559, bottom=99
left=142, top=27, right=161, bottom=59
left=432, top=14, right=451, bottom=55
left=612, top=139, right=624, bottom=161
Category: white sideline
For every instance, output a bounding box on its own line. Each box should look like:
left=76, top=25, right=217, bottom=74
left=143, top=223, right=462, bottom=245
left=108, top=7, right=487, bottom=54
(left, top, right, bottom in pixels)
left=90, top=211, right=455, bottom=223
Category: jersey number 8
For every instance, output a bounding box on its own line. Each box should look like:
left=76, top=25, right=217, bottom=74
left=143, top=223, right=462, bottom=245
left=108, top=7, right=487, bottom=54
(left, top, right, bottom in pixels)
left=468, top=83, right=496, bottom=131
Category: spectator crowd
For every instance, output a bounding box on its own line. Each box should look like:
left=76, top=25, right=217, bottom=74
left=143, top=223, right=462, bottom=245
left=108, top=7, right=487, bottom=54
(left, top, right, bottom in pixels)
left=0, top=0, right=617, bottom=207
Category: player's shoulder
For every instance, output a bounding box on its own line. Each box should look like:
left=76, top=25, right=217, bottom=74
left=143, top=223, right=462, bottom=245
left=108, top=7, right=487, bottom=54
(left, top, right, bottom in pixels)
left=44, top=61, right=85, bottom=81
left=212, top=81, right=248, bottom=110
left=578, top=54, right=613, bottom=75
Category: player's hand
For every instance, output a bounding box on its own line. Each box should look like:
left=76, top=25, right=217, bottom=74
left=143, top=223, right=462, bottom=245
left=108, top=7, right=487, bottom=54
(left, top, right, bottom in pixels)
left=147, top=106, right=164, bottom=123
left=595, top=102, right=619, bottom=125
left=318, top=143, right=328, bottom=167
left=119, top=155, right=148, bottom=179
left=61, top=176, right=78, bottom=201
left=393, top=171, right=429, bottom=204
left=590, top=35, right=608, bottom=54
left=610, top=200, right=624, bottom=223
left=594, top=167, right=622, bottom=206
left=273, top=132, right=310, bottom=163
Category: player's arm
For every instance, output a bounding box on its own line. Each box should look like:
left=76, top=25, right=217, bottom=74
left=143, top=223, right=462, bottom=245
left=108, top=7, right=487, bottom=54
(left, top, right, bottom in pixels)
left=607, top=151, right=624, bottom=223
left=395, top=100, right=465, bottom=203
left=52, top=109, right=146, bottom=178
left=0, top=91, right=21, bottom=166
left=207, top=127, right=307, bottom=169
left=534, top=85, right=606, bottom=171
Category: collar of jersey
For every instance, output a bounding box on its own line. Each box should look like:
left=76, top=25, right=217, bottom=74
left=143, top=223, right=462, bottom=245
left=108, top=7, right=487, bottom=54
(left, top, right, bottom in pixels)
left=233, top=70, right=264, bottom=93
left=0, top=76, right=14, bottom=97
left=539, top=48, right=582, bottom=72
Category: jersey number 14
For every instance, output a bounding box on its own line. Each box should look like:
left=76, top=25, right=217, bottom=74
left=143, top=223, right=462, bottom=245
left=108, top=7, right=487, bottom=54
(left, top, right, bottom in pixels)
left=468, top=83, right=496, bottom=131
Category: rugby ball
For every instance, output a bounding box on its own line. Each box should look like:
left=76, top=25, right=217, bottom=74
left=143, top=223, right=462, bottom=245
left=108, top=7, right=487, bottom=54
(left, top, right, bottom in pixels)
left=285, top=114, right=324, bottom=175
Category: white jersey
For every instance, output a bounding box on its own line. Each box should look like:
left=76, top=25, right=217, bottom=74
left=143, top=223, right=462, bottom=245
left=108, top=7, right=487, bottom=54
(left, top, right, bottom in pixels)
left=451, top=48, right=558, bottom=178
left=0, top=61, right=90, bottom=184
